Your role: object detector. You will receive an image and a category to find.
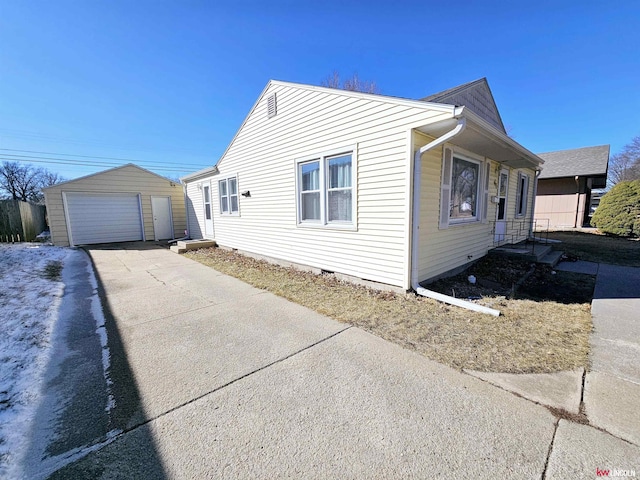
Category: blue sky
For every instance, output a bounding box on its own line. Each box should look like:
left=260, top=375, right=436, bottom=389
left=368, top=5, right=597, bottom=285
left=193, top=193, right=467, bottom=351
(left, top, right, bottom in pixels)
left=1, top=0, right=638, bottom=181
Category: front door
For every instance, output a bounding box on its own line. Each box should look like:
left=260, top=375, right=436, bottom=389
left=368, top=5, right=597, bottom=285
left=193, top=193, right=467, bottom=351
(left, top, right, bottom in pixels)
left=151, top=196, right=174, bottom=240
left=494, top=169, right=509, bottom=243
left=203, top=183, right=214, bottom=237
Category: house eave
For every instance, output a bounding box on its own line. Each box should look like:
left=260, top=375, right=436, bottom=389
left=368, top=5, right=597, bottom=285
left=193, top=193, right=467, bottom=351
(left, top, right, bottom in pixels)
left=416, top=108, right=544, bottom=170
left=180, top=166, right=219, bottom=183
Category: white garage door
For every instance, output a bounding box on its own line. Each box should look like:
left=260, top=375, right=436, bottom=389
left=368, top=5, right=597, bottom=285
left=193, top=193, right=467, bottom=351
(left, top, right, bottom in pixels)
left=64, top=192, right=144, bottom=246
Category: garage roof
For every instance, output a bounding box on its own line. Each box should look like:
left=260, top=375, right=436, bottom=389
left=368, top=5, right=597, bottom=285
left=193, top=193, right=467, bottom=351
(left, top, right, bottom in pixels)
left=42, top=163, right=177, bottom=190
left=537, top=145, right=610, bottom=179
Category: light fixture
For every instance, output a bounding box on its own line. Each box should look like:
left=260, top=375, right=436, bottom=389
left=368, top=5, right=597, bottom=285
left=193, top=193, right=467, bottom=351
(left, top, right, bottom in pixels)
left=241, top=190, right=251, bottom=197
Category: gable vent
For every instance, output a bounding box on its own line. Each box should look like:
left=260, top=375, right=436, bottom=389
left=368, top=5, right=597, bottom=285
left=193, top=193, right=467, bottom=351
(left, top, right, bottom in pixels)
left=267, top=93, right=277, bottom=118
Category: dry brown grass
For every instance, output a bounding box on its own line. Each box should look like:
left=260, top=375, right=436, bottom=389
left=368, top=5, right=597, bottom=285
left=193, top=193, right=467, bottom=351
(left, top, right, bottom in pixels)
left=185, top=248, right=592, bottom=374
left=547, top=231, right=640, bottom=266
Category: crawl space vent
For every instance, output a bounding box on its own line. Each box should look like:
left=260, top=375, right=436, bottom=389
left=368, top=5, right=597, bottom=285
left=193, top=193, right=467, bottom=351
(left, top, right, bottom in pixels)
left=267, top=93, right=277, bottom=118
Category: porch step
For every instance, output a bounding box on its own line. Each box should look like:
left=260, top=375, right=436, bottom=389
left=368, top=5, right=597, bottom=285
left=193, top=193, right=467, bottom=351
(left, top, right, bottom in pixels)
left=490, top=243, right=552, bottom=263
left=170, top=239, right=217, bottom=254
left=538, top=250, right=564, bottom=267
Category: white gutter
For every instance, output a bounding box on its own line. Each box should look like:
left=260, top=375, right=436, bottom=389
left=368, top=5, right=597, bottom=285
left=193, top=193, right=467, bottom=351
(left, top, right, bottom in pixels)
left=411, top=117, right=501, bottom=317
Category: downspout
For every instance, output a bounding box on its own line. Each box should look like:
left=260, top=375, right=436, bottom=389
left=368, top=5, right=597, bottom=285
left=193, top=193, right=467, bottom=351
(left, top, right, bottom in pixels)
left=574, top=175, right=580, bottom=228
left=529, top=169, right=541, bottom=238
left=411, top=117, right=501, bottom=317
left=182, top=181, right=190, bottom=239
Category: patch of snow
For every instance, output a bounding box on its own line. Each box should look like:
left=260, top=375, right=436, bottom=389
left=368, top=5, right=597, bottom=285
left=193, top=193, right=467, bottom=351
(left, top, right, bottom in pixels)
left=0, top=243, right=69, bottom=479
left=86, top=261, right=115, bottom=414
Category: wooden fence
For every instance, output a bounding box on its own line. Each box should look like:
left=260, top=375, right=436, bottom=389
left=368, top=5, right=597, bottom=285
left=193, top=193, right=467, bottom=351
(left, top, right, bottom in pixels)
left=0, top=199, right=47, bottom=242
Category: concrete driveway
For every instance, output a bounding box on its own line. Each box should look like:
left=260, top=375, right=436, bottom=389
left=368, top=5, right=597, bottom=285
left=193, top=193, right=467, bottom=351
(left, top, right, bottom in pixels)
left=40, top=244, right=638, bottom=479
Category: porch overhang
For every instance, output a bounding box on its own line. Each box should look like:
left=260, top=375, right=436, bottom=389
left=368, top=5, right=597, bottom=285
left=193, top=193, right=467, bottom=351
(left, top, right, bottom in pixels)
left=416, top=108, right=544, bottom=170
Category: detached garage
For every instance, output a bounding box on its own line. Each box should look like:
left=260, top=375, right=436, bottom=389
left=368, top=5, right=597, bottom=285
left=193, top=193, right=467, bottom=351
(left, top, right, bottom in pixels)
left=43, top=164, right=186, bottom=247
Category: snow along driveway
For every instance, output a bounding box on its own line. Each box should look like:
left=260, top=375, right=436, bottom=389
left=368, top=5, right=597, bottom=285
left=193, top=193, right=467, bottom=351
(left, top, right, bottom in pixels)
left=0, top=243, right=68, bottom=477
left=0, top=243, right=116, bottom=479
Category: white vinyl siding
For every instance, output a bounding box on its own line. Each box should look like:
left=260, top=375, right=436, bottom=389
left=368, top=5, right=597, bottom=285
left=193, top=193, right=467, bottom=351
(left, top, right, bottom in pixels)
left=185, top=181, right=203, bottom=239
left=43, top=164, right=186, bottom=247
left=419, top=135, right=498, bottom=282
left=184, top=83, right=453, bottom=288
left=417, top=133, right=537, bottom=282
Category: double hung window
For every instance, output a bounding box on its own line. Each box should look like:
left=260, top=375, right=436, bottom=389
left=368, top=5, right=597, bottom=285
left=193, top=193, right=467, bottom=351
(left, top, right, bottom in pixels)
left=298, top=150, right=354, bottom=226
left=219, top=176, right=239, bottom=215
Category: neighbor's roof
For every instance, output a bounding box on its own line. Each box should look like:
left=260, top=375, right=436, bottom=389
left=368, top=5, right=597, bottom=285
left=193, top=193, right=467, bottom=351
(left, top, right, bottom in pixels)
left=421, top=78, right=506, bottom=134
left=537, top=145, right=610, bottom=179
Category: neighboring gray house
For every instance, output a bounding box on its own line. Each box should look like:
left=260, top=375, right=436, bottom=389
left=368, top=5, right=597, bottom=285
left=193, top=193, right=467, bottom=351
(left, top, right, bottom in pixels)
left=533, top=145, right=610, bottom=229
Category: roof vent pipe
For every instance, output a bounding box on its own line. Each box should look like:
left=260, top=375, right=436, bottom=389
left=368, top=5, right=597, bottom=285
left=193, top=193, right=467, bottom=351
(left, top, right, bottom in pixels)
left=411, top=117, right=501, bottom=317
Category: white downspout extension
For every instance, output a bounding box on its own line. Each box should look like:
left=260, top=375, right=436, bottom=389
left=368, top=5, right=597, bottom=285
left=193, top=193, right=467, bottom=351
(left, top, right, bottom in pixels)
left=411, top=117, right=501, bottom=317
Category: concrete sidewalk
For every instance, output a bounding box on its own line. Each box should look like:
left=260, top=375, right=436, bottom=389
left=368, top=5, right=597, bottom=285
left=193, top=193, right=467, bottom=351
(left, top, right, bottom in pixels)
left=587, top=263, right=640, bottom=446
left=42, top=244, right=639, bottom=479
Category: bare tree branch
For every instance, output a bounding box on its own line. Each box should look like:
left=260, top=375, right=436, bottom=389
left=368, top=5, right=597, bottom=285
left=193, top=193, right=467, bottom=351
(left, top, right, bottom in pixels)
left=609, top=135, right=640, bottom=187
left=0, top=162, right=65, bottom=202
left=320, top=71, right=341, bottom=89
left=321, top=72, right=380, bottom=94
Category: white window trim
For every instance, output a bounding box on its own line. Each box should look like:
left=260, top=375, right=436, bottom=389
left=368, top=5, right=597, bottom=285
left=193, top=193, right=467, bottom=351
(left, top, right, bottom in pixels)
left=515, top=171, right=530, bottom=218
left=218, top=175, right=239, bottom=216
left=295, top=146, right=357, bottom=230
left=446, top=150, right=486, bottom=226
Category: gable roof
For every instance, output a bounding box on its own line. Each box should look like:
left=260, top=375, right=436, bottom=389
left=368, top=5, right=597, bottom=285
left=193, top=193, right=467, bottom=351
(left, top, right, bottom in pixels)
left=421, top=78, right=506, bottom=134
left=42, top=163, right=177, bottom=190
left=537, top=145, right=610, bottom=179
left=183, top=79, right=542, bottom=180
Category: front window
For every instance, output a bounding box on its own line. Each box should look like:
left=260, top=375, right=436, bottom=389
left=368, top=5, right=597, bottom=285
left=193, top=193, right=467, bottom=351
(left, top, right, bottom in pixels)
left=516, top=172, right=529, bottom=217
left=219, top=176, right=239, bottom=215
left=450, top=157, right=480, bottom=222
left=297, top=150, right=354, bottom=227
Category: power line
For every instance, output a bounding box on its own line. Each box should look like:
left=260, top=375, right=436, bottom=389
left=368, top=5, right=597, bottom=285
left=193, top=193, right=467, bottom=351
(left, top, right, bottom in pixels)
left=0, top=129, right=212, bottom=157
left=0, top=148, right=213, bottom=169
left=0, top=155, right=196, bottom=173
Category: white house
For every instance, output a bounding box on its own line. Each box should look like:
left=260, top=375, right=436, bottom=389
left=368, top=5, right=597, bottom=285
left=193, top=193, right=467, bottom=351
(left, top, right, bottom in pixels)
left=181, top=79, right=543, bottom=292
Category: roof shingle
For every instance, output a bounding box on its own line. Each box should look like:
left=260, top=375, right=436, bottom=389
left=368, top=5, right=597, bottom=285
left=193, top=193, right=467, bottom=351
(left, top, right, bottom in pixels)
left=537, top=145, right=610, bottom=179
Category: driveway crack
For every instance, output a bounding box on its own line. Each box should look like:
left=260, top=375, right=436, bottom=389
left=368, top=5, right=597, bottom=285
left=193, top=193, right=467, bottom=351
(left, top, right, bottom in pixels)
left=117, top=326, right=352, bottom=434
left=541, top=418, right=559, bottom=480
